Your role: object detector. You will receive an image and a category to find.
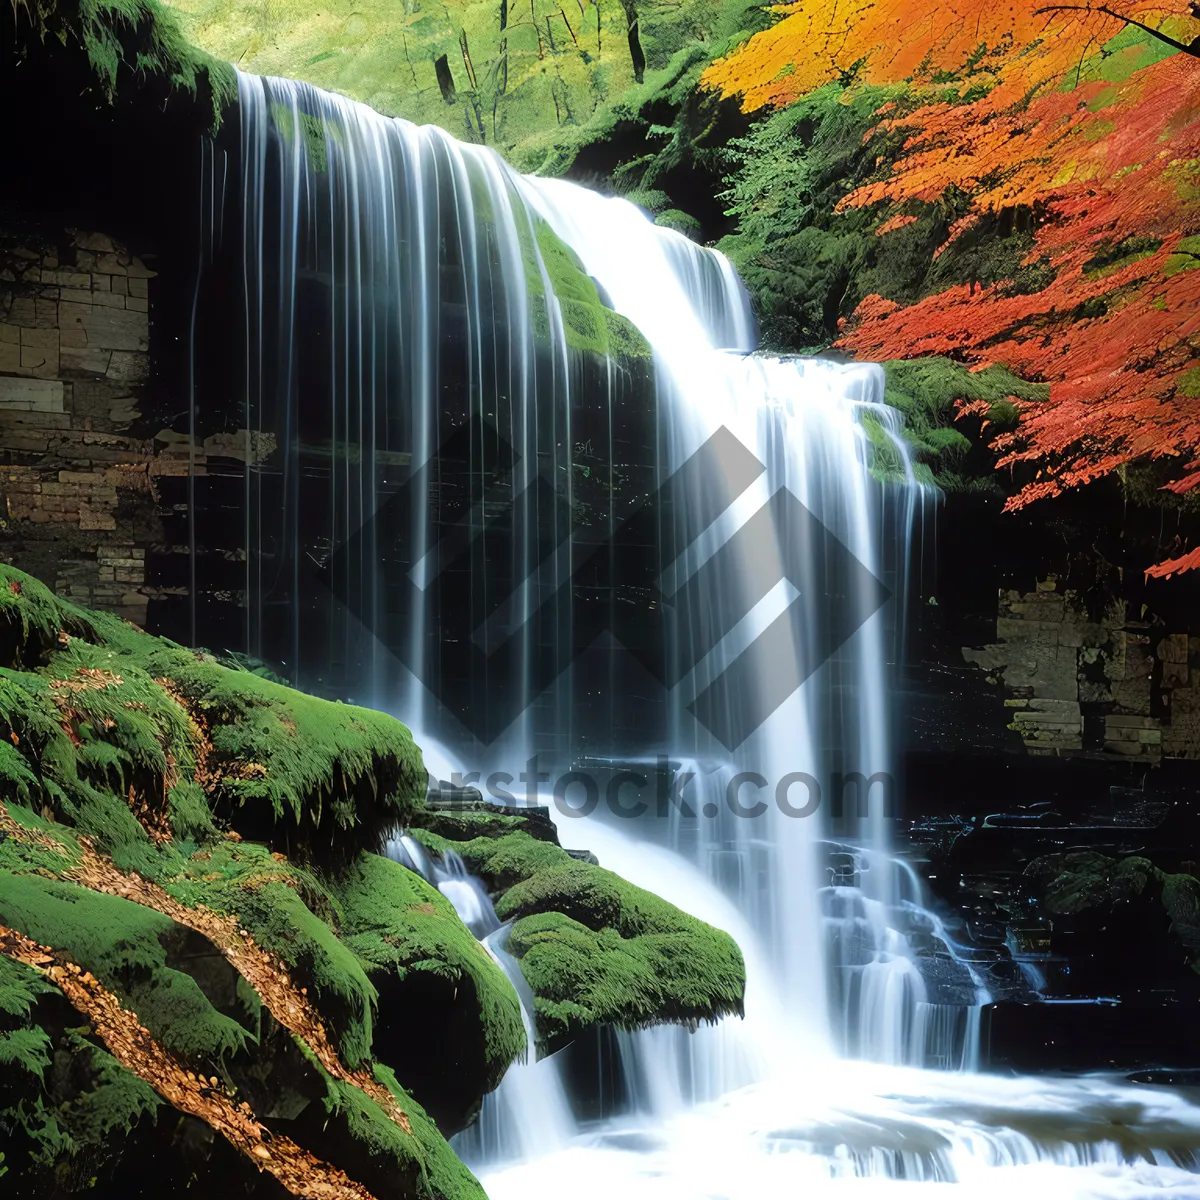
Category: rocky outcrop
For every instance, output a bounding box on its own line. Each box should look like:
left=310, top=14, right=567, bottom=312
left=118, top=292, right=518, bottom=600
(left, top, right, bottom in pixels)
left=1024, top=850, right=1200, bottom=970
left=0, top=565, right=522, bottom=1198
left=0, top=567, right=748, bottom=1191
left=409, top=802, right=747, bottom=1056
left=963, top=575, right=1200, bottom=761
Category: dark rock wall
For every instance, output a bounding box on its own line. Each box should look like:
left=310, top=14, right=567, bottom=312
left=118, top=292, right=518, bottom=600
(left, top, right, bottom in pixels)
left=0, top=227, right=270, bottom=631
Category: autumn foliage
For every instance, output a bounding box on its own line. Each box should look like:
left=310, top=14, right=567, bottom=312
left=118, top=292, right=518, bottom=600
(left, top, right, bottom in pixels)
left=703, top=0, right=1200, bottom=109
left=704, top=1, right=1200, bottom=573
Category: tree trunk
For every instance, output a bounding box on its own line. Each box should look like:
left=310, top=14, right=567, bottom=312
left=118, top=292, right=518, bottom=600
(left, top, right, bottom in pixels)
left=434, top=54, right=457, bottom=103
left=498, top=0, right=509, bottom=95
left=620, top=0, right=644, bottom=83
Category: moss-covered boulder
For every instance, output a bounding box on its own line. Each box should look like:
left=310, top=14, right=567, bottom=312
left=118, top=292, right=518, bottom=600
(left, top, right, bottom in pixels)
left=409, top=804, right=746, bottom=1055
left=525, top=217, right=652, bottom=364
left=0, top=564, right=424, bottom=864
left=327, top=852, right=527, bottom=1132
left=0, top=565, right=523, bottom=1198
left=1024, top=850, right=1200, bottom=976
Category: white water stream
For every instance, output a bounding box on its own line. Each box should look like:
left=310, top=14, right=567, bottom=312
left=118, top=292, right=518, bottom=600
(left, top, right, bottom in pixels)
left=236, top=72, right=1200, bottom=1197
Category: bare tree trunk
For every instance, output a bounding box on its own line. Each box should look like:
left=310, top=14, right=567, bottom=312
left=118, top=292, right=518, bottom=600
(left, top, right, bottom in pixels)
left=459, top=29, right=479, bottom=88
left=558, top=5, right=580, bottom=47
left=434, top=53, right=457, bottom=103
left=401, top=31, right=418, bottom=83
left=458, top=31, right=487, bottom=141
left=498, top=0, right=509, bottom=94
left=532, top=0, right=545, bottom=57
left=620, top=0, right=644, bottom=83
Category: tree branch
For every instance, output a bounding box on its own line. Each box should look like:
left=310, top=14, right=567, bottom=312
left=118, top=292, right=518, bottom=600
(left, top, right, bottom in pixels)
left=1034, top=4, right=1200, bottom=57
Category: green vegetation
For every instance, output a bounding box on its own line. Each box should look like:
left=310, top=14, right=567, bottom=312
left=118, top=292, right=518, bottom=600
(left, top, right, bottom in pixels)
left=0, top=564, right=425, bottom=867
left=1026, top=850, right=1200, bottom=968
left=410, top=815, right=746, bottom=1053
left=0, top=872, right=249, bottom=1059
left=0, top=565, right=511, bottom=1196
left=0, top=1017, right=161, bottom=1176
left=869, top=359, right=1049, bottom=492
left=163, top=0, right=763, bottom=165
left=524, top=212, right=651, bottom=360
left=718, top=86, right=910, bottom=352
left=0, top=566, right=739, bottom=1193
left=293, top=1048, right=488, bottom=1200
left=11, top=0, right=234, bottom=128
left=330, top=852, right=527, bottom=1091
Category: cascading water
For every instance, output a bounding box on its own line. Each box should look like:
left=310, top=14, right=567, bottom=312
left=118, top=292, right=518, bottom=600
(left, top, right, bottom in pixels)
left=234, top=70, right=1200, bottom=1197
left=387, top=835, right=574, bottom=1165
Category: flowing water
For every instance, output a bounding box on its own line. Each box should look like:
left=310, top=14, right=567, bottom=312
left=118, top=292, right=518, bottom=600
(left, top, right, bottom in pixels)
left=234, top=71, right=1200, bottom=1197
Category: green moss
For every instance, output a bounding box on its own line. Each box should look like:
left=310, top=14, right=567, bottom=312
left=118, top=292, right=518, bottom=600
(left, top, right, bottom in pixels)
left=373, top=1064, right=488, bottom=1200
left=330, top=853, right=526, bottom=1089
left=411, top=827, right=564, bottom=891
left=0, top=563, right=425, bottom=864
left=293, top=1041, right=488, bottom=1200
left=0, top=567, right=741, bottom=1190
left=522, top=215, right=652, bottom=363
left=271, top=102, right=331, bottom=173
left=416, top=802, right=557, bottom=845
left=1164, top=235, right=1200, bottom=276
left=1176, top=366, right=1200, bottom=399
left=409, top=825, right=746, bottom=1053
left=654, top=209, right=702, bottom=240
left=869, top=357, right=1048, bottom=492
left=15, top=0, right=235, bottom=130
left=167, top=778, right=217, bottom=841
left=165, top=652, right=424, bottom=859
left=509, top=908, right=744, bottom=1051
left=0, top=569, right=90, bottom=668
left=0, top=872, right=248, bottom=1062
left=0, top=568, right=531, bottom=1195
left=1026, top=851, right=1200, bottom=971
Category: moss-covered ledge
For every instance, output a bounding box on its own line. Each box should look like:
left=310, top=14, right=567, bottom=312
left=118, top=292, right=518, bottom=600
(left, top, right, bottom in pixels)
left=0, top=566, right=521, bottom=1198
left=408, top=804, right=747, bottom=1056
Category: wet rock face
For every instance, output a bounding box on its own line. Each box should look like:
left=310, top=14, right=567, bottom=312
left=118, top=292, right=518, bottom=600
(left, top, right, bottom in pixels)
left=910, top=953, right=981, bottom=1008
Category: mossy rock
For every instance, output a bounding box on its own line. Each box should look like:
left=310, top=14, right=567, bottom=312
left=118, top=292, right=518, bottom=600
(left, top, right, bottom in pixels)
left=866, top=357, right=1049, bottom=493
left=0, top=564, right=424, bottom=864
left=418, top=796, right=559, bottom=845
left=328, top=852, right=526, bottom=1133
left=654, top=209, right=702, bottom=241
left=1025, top=850, right=1200, bottom=972
left=519, top=208, right=653, bottom=365
left=0, top=566, right=518, bottom=1198
left=409, top=820, right=746, bottom=1055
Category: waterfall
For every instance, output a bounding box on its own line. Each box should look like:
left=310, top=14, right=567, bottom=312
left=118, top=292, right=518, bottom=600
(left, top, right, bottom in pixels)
left=233, top=71, right=1200, bottom=1195
left=387, top=834, right=575, bottom=1165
